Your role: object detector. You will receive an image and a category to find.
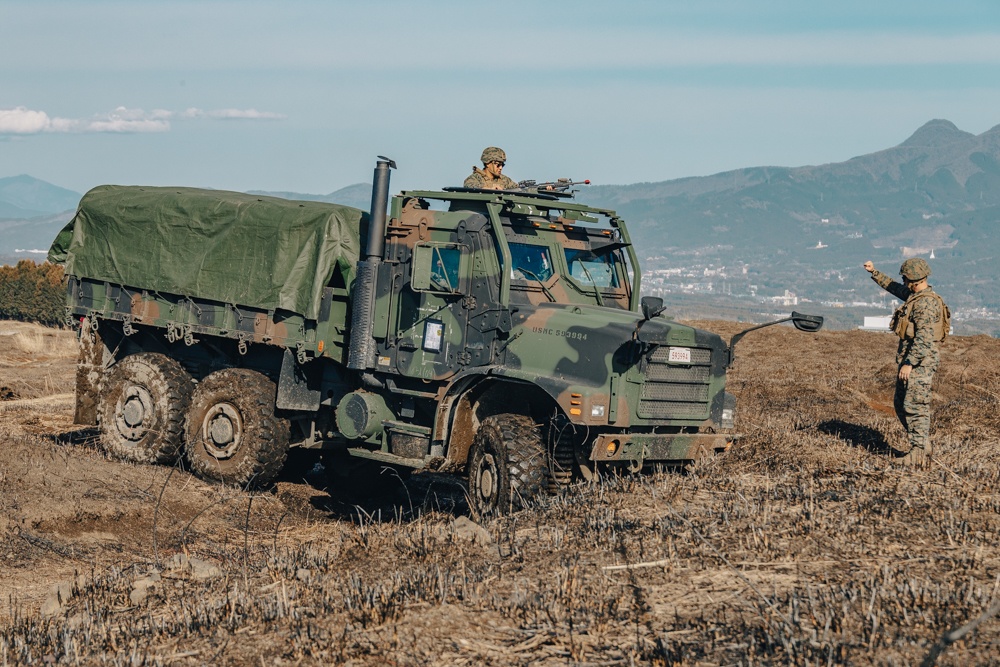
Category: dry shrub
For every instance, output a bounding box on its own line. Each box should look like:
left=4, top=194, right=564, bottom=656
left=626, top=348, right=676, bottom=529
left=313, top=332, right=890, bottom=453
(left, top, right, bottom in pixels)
left=10, top=331, right=47, bottom=355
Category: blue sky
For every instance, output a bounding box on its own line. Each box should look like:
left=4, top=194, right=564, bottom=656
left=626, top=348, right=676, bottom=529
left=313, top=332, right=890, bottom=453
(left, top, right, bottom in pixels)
left=3, top=0, right=1000, bottom=196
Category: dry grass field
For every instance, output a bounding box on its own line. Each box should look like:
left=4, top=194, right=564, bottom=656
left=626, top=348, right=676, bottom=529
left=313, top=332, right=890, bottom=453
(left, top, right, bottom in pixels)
left=1, top=318, right=998, bottom=666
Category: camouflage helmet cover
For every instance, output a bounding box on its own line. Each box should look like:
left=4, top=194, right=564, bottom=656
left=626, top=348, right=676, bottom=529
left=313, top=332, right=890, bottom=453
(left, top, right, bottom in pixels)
left=899, top=257, right=931, bottom=281
left=480, top=146, right=507, bottom=164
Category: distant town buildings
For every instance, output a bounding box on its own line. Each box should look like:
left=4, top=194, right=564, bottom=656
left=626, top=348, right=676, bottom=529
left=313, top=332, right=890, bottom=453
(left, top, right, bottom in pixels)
left=639, top=254, right=996, bottom=335
left=859, top=316, right=892, bottom=332
left=766, top=290, right=798, bottom=307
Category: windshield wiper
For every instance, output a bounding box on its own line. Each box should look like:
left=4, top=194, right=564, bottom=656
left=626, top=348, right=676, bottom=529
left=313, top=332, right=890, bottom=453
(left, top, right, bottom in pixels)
left=576, top=262, right=604, bottom=306
left=514, top=267, right=557, bottom=302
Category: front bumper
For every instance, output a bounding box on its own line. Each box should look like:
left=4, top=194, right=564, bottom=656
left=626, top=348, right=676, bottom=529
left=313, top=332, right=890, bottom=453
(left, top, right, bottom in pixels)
left=589, top=432, right=733, bottom=466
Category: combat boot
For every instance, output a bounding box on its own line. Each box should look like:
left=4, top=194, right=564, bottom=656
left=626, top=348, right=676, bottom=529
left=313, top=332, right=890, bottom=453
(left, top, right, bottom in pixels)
left=903, top=446, right=928, bottom=468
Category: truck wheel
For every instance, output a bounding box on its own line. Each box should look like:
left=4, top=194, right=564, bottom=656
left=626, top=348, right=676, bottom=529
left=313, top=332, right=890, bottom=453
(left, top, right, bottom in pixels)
left=98, top=353, right=194, bottom=464
left=184, top=368, right=290, bottom=488
left=468, top=414, right=547, bottom=517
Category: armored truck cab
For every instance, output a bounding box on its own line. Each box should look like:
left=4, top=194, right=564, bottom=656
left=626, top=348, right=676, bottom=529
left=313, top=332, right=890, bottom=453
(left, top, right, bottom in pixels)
left=50, top=159, right=821, bottom=515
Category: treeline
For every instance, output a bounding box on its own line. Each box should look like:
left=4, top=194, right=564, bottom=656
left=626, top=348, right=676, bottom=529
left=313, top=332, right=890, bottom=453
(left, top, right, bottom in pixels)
left=0, top=260, right=66, bottom=327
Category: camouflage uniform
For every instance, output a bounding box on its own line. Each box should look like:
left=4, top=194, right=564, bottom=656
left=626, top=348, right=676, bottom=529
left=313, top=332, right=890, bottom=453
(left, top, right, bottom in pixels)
left=464, top=170, right=518, bottom=190
left=870, top=268, right=944, bottom=456
left=464, top=146, right=517, bottom=190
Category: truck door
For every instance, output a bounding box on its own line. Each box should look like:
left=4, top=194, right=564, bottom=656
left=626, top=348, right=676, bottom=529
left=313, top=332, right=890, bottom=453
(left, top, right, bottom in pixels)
left=392, top=240, right=470, bottom=380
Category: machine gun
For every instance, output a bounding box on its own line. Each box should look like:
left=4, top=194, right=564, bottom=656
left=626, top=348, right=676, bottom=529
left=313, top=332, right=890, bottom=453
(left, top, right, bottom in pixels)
left=516, top=178, right=591, bottom=194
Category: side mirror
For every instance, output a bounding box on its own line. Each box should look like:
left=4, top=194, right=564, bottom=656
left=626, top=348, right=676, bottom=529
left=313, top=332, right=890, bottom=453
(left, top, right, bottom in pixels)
left=791, top=311, right=824, bottom=332
left=727, top=311, right=824, bottom=368
left=640, top=296, right=666, bottom=321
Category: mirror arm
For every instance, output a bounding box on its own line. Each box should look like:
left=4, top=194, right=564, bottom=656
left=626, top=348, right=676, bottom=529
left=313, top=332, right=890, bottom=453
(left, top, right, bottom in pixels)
left=728, top=318, right=791, bottom=366
left=727, top=312, right=824, bottom=368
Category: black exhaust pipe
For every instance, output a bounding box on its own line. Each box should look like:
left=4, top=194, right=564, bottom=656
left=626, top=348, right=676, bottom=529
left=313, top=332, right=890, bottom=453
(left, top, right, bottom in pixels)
left=348, top=156, right=395, bottom=370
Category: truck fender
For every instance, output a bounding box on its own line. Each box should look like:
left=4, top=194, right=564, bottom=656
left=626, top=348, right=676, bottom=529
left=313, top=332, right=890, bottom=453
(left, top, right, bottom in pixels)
left=74, top=316, right=110, bottom=425
left=434, top=373, right=559, bottom=469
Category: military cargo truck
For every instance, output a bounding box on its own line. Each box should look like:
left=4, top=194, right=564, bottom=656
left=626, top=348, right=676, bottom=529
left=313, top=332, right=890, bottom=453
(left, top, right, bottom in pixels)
left=48, top=158, right=822, bottom=515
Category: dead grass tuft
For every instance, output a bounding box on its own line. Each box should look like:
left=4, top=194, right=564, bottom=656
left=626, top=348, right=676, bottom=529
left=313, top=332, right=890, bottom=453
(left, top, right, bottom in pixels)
left=1, top=321, right=999, bottom=665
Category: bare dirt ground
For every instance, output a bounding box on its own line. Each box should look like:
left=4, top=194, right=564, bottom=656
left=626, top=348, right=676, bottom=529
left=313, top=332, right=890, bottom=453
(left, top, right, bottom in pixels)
left=1, top=319, right=999, bottom=666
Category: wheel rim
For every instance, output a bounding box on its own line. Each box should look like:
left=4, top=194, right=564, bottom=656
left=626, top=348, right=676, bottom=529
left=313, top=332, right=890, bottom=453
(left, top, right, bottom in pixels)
left=114, top=384, right=155, bottom=442
left=476, top=452, right=498, bottom=508
left=200, top=403, right=243, bottom=460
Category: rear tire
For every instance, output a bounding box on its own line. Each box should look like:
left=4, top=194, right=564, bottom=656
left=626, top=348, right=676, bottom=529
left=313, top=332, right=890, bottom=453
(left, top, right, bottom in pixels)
left=468, top=414, right=547, bottom=517
left=98, top=353, right=193, bottom=464
left=184, top=368, right=289, bottom=488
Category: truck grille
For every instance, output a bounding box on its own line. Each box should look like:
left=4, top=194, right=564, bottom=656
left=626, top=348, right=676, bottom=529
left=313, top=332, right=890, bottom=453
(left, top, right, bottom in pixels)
left=638, top=346, right=713, bottom=420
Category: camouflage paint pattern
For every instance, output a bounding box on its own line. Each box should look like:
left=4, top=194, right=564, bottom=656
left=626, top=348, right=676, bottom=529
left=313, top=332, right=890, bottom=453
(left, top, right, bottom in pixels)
left=58, top=184, right=735, bottom=470
left=463, top=170, right=518, bottom=190
left=871, top=269, right=945, bottom=452
left=65, top=276, right=351, bottom=362
left=370, top=189, right=733, bottom=464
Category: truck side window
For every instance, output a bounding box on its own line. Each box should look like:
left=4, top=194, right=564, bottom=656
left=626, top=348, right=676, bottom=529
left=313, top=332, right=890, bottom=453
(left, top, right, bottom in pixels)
left=412, top=243, right=463, bottom=294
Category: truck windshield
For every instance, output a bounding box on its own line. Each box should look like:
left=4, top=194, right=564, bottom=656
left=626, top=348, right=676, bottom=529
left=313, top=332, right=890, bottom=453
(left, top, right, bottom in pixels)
left=509, top=242, right=554, bottom=282
left=565, top=248, right=619, bottom=288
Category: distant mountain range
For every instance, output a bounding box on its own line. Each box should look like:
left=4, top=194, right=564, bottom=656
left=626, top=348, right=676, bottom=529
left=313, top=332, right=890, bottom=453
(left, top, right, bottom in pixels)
left=584, top=119, right=1000, bottom=263
left=580, top=118, right=1000, bottom=312
left=0, top=175, right=80, bottom=218
left=246, top=183, right=372, bottom=211
left=3, top=119, right=998, bottom=313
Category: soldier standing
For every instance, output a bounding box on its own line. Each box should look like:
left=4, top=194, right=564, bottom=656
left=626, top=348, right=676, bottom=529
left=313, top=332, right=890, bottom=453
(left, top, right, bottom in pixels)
left=464, top=147, right=518, bottom=190
left=864, top=258, right=949, bottom=466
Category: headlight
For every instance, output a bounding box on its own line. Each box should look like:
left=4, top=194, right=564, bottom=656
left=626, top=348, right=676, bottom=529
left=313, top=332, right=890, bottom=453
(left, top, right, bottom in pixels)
left=721, top=391, right=737, bottom=428
left=591, top=404, right=606, bottom=418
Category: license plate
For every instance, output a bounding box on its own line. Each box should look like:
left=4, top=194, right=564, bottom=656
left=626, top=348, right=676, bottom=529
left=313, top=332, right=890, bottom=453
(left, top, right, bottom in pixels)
left=668, top=347, right=692, bottom=363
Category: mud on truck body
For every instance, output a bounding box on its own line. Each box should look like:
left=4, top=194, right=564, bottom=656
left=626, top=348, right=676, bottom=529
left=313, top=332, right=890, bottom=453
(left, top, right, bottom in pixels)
left=48, top=158, right=822, bottom=515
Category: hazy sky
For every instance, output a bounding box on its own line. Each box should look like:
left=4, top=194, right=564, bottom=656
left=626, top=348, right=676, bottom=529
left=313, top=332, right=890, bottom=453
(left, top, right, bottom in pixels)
left=3, top=0, right=1000, bottom=196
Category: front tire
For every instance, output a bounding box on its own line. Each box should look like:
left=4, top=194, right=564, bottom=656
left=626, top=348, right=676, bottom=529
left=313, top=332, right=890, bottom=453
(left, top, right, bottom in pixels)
left=184, top=368, right=289, bottom=487
left=98, top=353, right=194, bottom=464
left=468, top=414, right=547, bottom=517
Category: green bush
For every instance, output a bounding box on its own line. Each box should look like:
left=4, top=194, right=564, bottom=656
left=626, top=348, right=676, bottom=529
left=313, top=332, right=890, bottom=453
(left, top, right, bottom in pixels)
left=0, top=260, right=66, bottom=327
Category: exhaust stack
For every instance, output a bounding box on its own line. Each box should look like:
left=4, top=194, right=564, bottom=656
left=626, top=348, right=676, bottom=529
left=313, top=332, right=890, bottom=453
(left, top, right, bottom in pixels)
left=347, top=156, right=395, bottom=370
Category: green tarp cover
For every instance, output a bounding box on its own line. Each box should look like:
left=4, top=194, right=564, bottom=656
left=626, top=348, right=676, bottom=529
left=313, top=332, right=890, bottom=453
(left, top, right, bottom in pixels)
left=49, top=185, right=368, bottom=321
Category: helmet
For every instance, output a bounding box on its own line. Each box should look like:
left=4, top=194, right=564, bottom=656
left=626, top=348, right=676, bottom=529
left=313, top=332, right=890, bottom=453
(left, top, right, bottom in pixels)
left=899, top=258, right=931, bottom=281
left=480, top=146, right=507, bottom=164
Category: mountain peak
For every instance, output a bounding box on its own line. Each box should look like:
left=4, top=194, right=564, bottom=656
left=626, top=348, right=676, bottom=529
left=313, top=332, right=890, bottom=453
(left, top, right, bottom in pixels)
left=899, top=119, right=974, bottom=148
left=0, top=175, right=81, bottom=219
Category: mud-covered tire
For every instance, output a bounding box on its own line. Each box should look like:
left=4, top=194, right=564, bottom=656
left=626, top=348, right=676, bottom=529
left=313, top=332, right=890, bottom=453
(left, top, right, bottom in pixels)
left=468, top=414, right=547, bottom=517
left=97, top=353, right=194, bottom=464
left=184, top=368, right=290, bottom=488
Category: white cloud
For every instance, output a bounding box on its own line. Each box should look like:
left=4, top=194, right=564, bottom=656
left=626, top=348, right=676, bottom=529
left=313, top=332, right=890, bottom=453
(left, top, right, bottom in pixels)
left=208, top=108, right=286, bottom=120
left=81, top=107, right=171, bottom=132
left=181, top=108, right=286, bottom=120
left=0, top=107, right=75, bottom=134
left=0, top=106, right=285, bottom=135
left=85, top=119, right=171, bottom=133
